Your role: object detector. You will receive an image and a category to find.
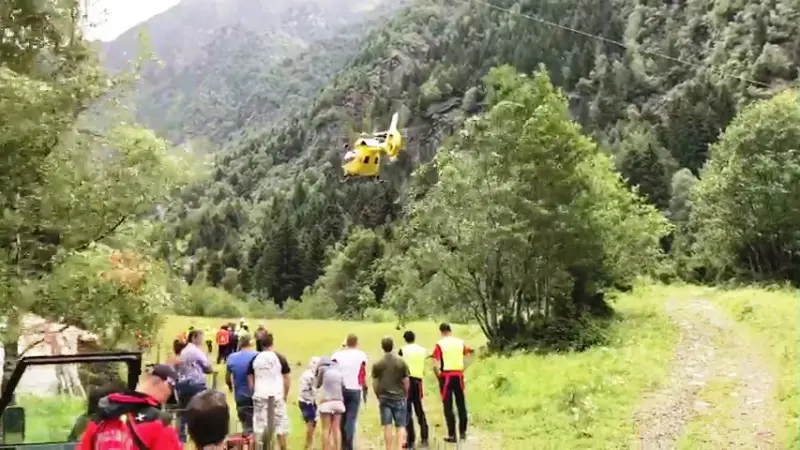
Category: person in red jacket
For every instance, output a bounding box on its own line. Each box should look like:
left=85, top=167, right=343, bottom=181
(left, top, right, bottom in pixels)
left=216, top=325, right=230, bottom=364
left=432, top=323, right=473, bottom=443
left=78, top=364, right=182, bottom=450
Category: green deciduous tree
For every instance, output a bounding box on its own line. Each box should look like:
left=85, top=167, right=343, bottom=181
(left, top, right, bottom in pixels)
left=392, top=66, right=669, bottom=349
left=0, top=0, right=190, bottom=388
left=688, top=90, right=800, bottom=283
left=308, top=228, right=386, bottom=318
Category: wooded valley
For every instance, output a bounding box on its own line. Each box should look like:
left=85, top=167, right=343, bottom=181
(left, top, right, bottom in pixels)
left=3, top=0, right=800, bottom=353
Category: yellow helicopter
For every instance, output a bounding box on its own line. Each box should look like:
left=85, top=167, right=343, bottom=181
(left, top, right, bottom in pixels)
left=342, top=112, right=403, bottom=179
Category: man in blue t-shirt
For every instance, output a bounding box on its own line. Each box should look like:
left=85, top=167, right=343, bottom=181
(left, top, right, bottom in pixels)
left=226, top=335, right=258, bottom=435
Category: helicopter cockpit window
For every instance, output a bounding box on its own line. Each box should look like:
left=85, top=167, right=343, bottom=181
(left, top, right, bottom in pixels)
left=5, top=360, right=129, bottom=445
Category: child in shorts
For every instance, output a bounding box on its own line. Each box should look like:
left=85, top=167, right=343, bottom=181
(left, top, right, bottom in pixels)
left=298, top=356, right=320, bottom=449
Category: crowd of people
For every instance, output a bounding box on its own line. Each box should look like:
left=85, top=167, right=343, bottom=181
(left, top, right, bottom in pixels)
left=73, top=320, right=473, bottom=450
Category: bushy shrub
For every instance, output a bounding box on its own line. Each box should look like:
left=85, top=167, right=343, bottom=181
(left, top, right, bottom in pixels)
left=283, top=293, right=338, bottom=319
left=174, top=282, right=245, bottom=317
left=362, top=307, right=397, bottom=323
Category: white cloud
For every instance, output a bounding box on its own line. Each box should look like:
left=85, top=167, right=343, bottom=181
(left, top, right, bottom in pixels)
left=84, top=0, right=180, bottom=41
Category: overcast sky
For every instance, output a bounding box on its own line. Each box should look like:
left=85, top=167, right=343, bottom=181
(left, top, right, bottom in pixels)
left=84, top=0, right=181, bottom=41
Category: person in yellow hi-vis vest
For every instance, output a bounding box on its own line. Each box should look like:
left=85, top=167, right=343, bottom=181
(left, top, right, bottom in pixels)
left=398, top=330, right=429, bottom=449
left=432, top=323, right=473, bottom=444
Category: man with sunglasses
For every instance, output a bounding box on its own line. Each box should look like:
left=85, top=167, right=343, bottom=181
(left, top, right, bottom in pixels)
left=78, top=364, right=182, bottom=450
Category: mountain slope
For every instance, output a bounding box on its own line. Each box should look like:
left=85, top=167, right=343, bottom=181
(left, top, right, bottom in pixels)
left=166, top=0, right=800, bottom=305
left=102, top=0, right=398, bottom=144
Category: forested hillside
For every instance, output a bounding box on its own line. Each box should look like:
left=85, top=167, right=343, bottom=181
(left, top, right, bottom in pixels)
left=102, top=0, right=400, bottom=145
left=4, top=0, right=799, bottom=360
left=4, top=2, right=799, bottom=444
left=154, top=0, right=800, bottom=335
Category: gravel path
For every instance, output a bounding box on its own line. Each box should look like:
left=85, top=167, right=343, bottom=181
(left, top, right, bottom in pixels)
left=356, top=426, right=492, bottom=449
left=634, top=297, right=778, bottom=449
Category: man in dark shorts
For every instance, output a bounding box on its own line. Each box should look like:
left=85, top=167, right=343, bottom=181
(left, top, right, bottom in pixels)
left=371, top=336, right=410, bottom=450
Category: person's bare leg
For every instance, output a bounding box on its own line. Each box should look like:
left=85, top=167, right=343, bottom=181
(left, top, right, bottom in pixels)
left=277, top=433, right=287, bottom=450
left=383, top=425, right=393, bottom=450
left=305, top=420, right=315, bottom=449
left=331, top=414, right=343, bottom=450
left=320, top=415, right=330, bottom=450
left=397, top=426, right=407, bottom=450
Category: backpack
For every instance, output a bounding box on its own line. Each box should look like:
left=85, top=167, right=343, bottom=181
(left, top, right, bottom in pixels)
left=90, top=407, right=168, bottom=450
left=216, top=330, right=229, bottom=346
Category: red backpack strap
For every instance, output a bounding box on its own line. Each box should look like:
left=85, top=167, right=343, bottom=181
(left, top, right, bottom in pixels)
left=125, top=414, right=149, bottom=450
left=90, top=411, right=160, bottom=450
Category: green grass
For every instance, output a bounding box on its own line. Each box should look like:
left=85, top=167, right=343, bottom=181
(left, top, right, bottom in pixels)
left=13, top=395, right=84, bottom=444
left=462, top=283, right=678, bottom=448
left=648, top=283, right=798, bottom=448
left=13, top=283, right=798, bottom=448
left=676, top=376, right=741, bottom=449
left=149, top=318, right=487, bottom=448
left=144, top=283, right=677, bottom=449
left=673, top=306, right=738, bottom=450
left=11, top=284, right=680, bottom=449
left=698, top=286, right=799, bottom=447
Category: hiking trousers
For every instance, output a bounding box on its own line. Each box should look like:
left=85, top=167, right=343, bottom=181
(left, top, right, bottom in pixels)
left=438, top=373, right=467, bottom=439
left=340, top=388, right=362, bottom=450
left=176, top=383, right=207, bottom=443
left=406, top=377, right=429, bottom=445
left=217, top=344, right=228, bottom=364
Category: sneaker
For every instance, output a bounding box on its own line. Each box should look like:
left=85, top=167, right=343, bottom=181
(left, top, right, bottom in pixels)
left=444, top=436, right=457, bottom=443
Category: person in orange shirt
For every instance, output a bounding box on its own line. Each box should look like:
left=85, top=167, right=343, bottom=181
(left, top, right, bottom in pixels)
left=431, top=323, right=473, bottom=444
left=216, top=325, right=230, bottom=363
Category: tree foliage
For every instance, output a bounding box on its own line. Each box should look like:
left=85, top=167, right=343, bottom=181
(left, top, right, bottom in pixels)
left=121, top=0, right=800, bottom=347
left=391, top=66, right=669, bottom=349
left=6, top=0, right=800, bottom=355
left=0, top=0, right=190, bottom=357
left=688, top=90, right=800, bottom=283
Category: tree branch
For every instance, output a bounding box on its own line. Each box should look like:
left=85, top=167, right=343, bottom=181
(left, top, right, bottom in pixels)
left=18, top=323, right=71, bottom=357
left=72, top=215, right=129, bottom=252
left=77, top=128, right=106, bottom=139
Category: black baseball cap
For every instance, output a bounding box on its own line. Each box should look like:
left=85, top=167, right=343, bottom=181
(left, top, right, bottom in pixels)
left=150, top=364, right=178, bottom=387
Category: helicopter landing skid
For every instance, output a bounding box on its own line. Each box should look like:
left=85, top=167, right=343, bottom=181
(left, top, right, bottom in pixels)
left=341, top=174, right=385, bottom=184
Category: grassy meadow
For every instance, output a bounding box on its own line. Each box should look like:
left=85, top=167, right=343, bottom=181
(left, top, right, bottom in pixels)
left=144, top=283, right=678, bottom=449
left=17, top=283, right=797, bottom=448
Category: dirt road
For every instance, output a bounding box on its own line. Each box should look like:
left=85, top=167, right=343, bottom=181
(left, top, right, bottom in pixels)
left=634, top=297, right=778, bottom=449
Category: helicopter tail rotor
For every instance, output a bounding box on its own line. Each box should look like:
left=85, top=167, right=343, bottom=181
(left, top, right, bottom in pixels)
left=384, top=112, right=403, bottom=159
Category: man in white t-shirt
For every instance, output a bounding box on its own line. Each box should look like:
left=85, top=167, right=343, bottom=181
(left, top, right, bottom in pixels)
left=248, top=332, right=291, bottom=450
left=332, top=333, right=368, bottom=450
